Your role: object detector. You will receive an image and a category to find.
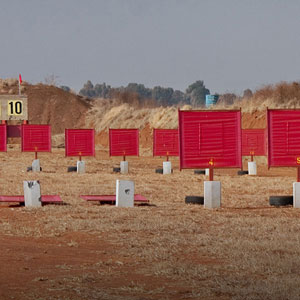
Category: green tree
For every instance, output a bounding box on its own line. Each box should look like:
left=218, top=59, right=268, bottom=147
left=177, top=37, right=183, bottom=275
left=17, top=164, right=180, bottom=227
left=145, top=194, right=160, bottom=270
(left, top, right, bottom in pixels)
left=186, top=80, right=210, bottom=107
left=79, top=80, right=96, bottom=98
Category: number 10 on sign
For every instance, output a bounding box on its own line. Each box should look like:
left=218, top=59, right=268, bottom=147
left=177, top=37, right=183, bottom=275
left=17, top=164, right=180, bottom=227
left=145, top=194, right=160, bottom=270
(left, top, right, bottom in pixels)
left=8, top=100, right=23, bottom=116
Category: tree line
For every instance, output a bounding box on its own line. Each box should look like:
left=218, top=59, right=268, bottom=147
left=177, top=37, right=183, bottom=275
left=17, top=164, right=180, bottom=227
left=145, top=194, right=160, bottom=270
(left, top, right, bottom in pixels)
left=74, top=80, right=253, bottom=107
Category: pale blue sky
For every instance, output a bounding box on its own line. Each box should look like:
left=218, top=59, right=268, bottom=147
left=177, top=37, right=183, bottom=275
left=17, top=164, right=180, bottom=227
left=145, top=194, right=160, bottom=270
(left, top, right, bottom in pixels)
left=0, top=0, right=299, bottom=94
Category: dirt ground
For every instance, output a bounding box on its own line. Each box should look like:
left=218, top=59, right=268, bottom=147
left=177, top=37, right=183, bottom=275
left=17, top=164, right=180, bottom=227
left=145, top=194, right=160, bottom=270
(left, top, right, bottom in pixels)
left=0, top=145, right=300, bottom=300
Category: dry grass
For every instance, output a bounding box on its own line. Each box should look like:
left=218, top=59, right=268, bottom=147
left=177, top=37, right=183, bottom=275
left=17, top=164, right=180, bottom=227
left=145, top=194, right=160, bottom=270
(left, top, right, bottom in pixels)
left=0, top=147, right=300, bottom=299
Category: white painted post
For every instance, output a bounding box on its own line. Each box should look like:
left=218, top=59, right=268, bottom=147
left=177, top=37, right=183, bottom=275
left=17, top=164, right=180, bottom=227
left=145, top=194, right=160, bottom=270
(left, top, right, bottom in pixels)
left=23, top=181, right=42, bottom=207
left=77, top=161, right=86, bottom=174
left=32, top=159, right=40, bottom=172
left=204, top=181, right=221, bottom=209
left=163, top=161, right=172, bottom=174
left=205, top=168, right=210, bottom=176
left=116, top=180, right=134, bottom=207
left=248, top=162, right=257, bottom=175
left=293, top=182, right=300, bottom=208
left=120, top=161, right=129, bottom=174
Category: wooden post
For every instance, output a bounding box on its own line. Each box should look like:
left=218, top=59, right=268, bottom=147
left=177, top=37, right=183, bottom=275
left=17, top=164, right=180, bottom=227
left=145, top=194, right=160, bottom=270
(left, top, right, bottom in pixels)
left=35, top=152, right=38, bottom=160
left=297, top=167, right=300, bottom=183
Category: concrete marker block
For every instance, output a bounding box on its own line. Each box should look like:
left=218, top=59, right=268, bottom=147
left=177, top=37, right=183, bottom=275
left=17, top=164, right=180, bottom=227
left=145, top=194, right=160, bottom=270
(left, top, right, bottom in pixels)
left=205, top=168, right=210, bottom=176
left=23, top=180, right=42, bottom=207
left=204, top=181, right=221, bottom=209
left=248, top=162, right=257, bottom=175
left=77, top=161, right=86, bottom=174
left=32, top=159, right=41, bottom=172
left=163, top=161, right=172, bottom=174
left=120, top=161, right=129, bottom=174
left=116, top=180, right=134, bottom=207
left=293, top=182, right=300, bottom=208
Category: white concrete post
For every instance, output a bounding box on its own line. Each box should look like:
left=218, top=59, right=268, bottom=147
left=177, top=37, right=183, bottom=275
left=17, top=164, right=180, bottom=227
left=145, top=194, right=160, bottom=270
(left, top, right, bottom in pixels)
left=77, top=161, right=86, bottom=174
left=293, top=182, right=300, bottom=208
left=120, top=161, right=129, bottom=174
left=32, top=159, right=41, bottom=172
left=163, top=161, right=172, bottom=174
left=23, top=181, right=42, bottom=207
left=248, top=162, right=257, bottom=175
left=116, top=180, right=134, bottom=207
left=204, top=181, right=221, bottom=209
left=205, top=168, right=210, bottom=176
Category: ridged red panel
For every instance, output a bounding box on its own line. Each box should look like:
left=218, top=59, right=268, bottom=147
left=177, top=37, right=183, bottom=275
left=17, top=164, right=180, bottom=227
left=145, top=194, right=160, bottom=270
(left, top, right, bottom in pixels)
left=153, top=129, right=179, bottom=157
left=268, top=109, right=300, bottom=167
left=242, top=129, right=267, bottom=156
left=65, top=129, right=95, bottom=157
left=21, top=125, right=51, bottom=152
left=109, top=129, right=139, bottom=157
left=179, top=110, right=242, bottom=169
left=0, top=124, right=7, bottom=152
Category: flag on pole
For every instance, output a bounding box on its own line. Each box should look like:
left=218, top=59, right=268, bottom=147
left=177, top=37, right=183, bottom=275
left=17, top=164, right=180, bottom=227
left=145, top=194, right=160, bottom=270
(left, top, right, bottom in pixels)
left=18, top=74, right=22, bottom=96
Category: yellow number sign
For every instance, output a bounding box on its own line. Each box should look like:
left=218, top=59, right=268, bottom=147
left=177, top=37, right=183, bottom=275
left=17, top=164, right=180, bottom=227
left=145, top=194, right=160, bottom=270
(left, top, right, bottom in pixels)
left=297, top=157, right=300, bottom=164
left=8, top=100, right=23, bottom=116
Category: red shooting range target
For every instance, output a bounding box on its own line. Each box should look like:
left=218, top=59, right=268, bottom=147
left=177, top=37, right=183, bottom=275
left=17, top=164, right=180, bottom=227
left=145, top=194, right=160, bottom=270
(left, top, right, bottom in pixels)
left=65, top=129, right=95, bottom=157
left=0, top=124, right=7, bottom=152
left=153, top=129, right=179, bottom=157
left=242, top=129, right=267, bottom=156
left=109, top=129, right=139, bottom=157
left=21, top=124, right=51, bottom=152
left=179, top=110, right=242, bottom=169
left=268, top=109, right=300, bottom=167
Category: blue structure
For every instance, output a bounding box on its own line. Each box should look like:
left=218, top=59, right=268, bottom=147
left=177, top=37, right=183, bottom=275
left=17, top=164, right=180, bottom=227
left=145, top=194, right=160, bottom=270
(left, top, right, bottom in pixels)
left=205, top=94, right=219, bottom=107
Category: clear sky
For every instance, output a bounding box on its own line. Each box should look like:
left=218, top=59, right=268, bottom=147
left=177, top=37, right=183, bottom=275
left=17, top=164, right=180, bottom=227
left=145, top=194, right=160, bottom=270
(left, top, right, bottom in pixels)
left=1, top=0, right=300, bottom=95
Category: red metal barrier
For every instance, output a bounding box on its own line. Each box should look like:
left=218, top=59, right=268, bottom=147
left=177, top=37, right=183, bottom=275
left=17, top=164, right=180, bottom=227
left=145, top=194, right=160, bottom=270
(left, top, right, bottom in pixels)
left=21, top=124, right=51, bottom=152
left=153, top=129, right=179, bottom=158
left=109, top=129, right=139, bottom=157
left=179, top=110, right=242, bottom=170
left=65, top=129, right=95, bottom=157
left=242, top=129, right=267, bottom=157
left=0, top=124, right=7, bottom=152
left=268, top=109, right=300, bottom=167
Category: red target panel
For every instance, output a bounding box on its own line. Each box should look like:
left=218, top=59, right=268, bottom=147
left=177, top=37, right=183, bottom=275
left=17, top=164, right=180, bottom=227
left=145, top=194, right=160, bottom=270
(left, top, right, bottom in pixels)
left=153, top=129, right=179, bottom=157
left=65, top=129, right=95, bottom=157
left=0, top=124, right=7, bottom=152
left=242, top=129, right=267, bottom=156
left=109, top=129, right=139, bottom=157
left=179, top=110, right=242, bottom=169
left=21, top=125, right=51, bottom=152
left=268, top=109, right=300, bottom=167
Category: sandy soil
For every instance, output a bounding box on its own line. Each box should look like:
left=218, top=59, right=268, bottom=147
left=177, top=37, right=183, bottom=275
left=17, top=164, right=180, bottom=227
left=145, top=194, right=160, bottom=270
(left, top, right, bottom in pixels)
left=0, top=146, right=300, bottom=300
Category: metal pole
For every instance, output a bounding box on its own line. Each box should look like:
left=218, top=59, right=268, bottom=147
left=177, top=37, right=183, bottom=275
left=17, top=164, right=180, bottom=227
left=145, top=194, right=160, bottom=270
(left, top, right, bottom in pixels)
left=35, top=152, right=37, bottom=160
left=209, top=166, right=214, bottom=181
left=297, top=167, right=300, bottom=183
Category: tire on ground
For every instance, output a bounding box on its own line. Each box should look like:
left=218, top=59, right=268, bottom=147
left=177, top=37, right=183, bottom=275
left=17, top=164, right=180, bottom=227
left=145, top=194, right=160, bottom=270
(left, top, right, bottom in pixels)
left=269, top=195, right=293, bottom=207
left=113, top=167, right=120, bottom=173
left=67, top=166, right=77, bottom=172
left=238, top=170, right=248, bottom=175
left=194, top=170, right=205, bottom=175
left=155, top=168, right=163, bottom=174
left=185, top=196, right=204, bottom=205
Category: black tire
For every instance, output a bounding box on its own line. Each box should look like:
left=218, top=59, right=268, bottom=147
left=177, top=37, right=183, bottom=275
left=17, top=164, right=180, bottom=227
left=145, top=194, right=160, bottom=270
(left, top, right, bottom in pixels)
left=194, top=170, right=205, bottom=175
left=155, top=168, right=163, bottom=174
left=113, top=167, right=121, bottom=173
left=185, top=196, right=204, bottom=205
left=269, top=196, right=293, bottom=207
left=27, top=166, right=42, bottom=172
left=238, top=170, right=248, bottom=175
left=67, top=166, right=77, bottom=172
